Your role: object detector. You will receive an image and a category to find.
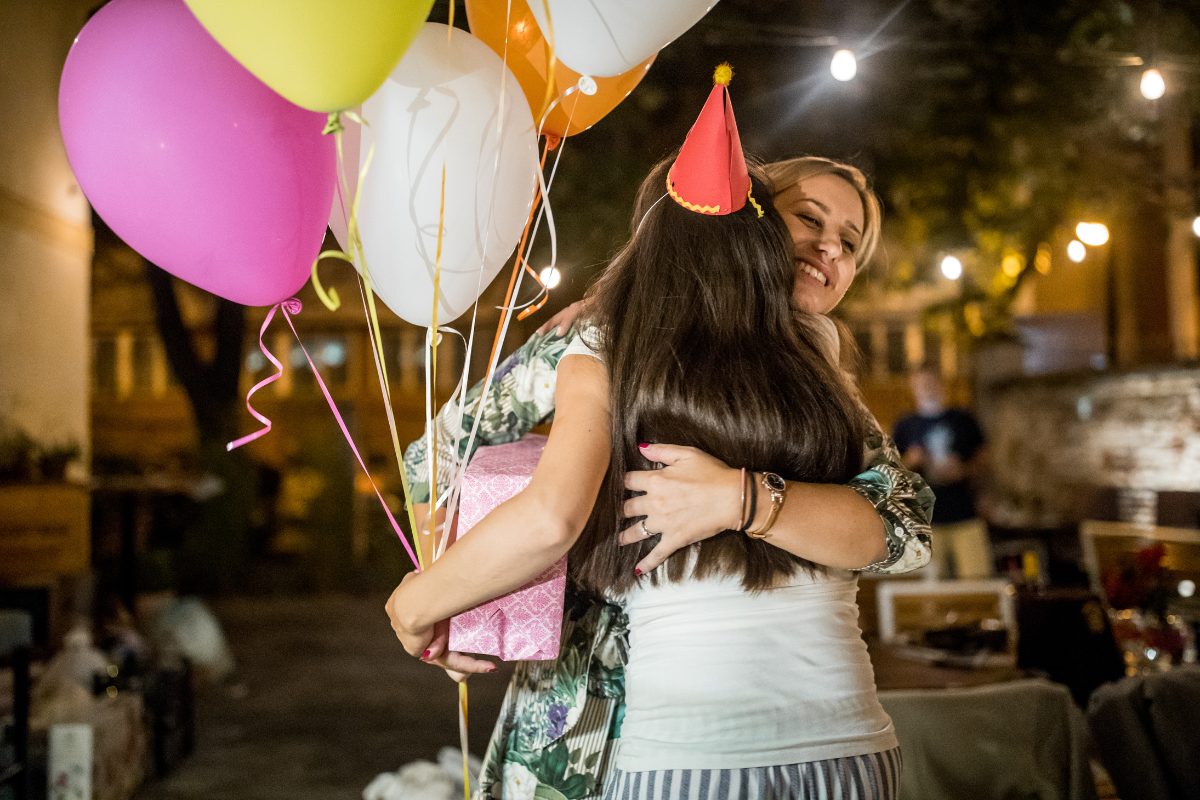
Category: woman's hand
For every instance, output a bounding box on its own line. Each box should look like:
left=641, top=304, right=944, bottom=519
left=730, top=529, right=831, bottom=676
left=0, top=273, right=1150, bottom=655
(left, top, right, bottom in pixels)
left=385, top=573, right=496, bottom=681
left=536, top=299, right=590, bottom=336
left=618, top=443, right=743, bottom=574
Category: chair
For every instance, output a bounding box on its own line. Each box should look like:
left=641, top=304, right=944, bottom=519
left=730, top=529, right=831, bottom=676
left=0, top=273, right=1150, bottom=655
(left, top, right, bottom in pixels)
left=1015, top=589, right=1125, bottom=707
left=880, top=679, right=1097, bottom=800
left=1087, top=667, right=1200, bottom=800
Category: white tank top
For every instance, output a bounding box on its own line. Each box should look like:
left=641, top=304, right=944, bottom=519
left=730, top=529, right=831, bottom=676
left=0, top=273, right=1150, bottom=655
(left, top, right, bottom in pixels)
left=561, top=331, right=896, bottom=770
left=615, top=566, right=896, bottom=771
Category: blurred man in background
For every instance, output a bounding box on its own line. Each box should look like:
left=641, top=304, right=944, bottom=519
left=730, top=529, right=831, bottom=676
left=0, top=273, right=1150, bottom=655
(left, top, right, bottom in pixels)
left=893, top=365, right=991, bottom=579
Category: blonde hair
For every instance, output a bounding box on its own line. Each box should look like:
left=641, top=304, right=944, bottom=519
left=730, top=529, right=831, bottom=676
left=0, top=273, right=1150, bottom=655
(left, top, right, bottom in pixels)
left=764, top=157, right=882, bottom=269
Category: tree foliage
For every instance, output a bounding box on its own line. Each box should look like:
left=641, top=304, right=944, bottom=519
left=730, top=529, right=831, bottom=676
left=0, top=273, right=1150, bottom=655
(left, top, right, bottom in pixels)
left=520, top=0, right=1199, bottom=340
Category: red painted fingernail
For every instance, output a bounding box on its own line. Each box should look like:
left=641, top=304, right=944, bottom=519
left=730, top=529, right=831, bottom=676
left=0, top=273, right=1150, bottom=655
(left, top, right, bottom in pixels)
left=634, top=567, right=643, bottom=576
left=420, top=649, right=431, bottom=660
left=638, top=442, right=649, bottom=449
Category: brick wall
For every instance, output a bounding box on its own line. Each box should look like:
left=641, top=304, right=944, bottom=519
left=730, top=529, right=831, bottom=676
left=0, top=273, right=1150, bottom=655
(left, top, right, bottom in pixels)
left=984, top=365, right=1200, bottom=529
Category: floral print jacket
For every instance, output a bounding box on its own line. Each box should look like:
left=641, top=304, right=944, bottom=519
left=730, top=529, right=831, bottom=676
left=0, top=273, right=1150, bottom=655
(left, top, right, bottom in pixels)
left=402, top=328, right=935, bottom=799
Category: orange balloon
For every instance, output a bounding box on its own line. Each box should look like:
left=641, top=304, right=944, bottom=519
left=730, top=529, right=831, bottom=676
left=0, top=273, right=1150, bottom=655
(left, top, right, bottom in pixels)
left=466, top=0, right=653, bottom=139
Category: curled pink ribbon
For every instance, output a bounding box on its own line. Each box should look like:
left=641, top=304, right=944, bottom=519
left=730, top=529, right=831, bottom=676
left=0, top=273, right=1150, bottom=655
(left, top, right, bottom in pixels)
left=226, top=298, right=420, bottom=570
left=225, top=299, right=298, bottom=452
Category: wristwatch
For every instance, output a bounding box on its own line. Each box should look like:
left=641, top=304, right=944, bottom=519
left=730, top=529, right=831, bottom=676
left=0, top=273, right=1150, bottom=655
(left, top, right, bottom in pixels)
left=746, top=472, right=786, bottom=539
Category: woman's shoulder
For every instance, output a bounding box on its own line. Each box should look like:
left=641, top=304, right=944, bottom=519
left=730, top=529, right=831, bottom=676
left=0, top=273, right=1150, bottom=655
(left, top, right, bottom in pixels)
left=561, top=321, right=604, bottom=362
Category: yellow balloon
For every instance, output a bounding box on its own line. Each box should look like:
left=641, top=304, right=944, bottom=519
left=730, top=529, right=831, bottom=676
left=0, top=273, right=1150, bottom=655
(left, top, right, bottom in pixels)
left=184, top=0, right=434, bottom=112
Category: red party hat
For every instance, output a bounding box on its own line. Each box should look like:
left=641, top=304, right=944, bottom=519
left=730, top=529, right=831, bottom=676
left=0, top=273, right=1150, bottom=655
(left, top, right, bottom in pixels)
left=666, top=64, right=761, bottom=217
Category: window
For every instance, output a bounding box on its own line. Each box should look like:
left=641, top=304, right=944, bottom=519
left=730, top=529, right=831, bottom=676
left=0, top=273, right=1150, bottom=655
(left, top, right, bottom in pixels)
left=94, top=337, right=118, bottom=397
left=132, top=336, right=155, bottom=394
left=886, top=325, right=908, bottom=375
left=289, top=334, right=349, bottom=395
left=923, top=330, right=941, bottom=370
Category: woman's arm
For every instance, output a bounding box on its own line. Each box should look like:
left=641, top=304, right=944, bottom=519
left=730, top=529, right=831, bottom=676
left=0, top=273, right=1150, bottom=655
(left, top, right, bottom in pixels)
left=387, top=354, right=611, bottom=654
left=402, top=329, right=575, bottom=562
left=620, top=425, right=934, bottom=575
left=402, top=329, right=575, bottom=506
left=845, top=426, right=935, bottom=574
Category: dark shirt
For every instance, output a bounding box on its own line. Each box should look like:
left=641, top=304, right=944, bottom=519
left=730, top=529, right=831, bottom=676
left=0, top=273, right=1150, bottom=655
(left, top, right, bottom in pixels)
left=893, top=408, right=984, bottom=524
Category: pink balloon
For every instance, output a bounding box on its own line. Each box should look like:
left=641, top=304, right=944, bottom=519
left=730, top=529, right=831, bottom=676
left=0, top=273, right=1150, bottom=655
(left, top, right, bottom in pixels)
left=59, top=0, right=335, bottom=306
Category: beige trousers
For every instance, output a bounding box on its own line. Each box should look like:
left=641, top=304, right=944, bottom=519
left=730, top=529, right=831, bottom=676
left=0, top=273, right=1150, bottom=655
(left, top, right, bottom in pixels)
left=927, top=518, right=993, bottom=579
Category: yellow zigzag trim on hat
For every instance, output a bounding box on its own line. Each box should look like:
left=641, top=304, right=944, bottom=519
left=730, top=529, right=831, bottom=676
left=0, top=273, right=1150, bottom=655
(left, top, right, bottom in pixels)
left=666, top=176, right=766, bottom=218
left=666, top=176, right=723, bottom=215
left=747, top=188, right=764, bottom=218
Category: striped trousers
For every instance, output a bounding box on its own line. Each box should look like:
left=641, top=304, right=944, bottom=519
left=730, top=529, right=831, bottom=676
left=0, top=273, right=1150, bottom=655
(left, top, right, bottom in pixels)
left=603, top=747, right=902, bottom=800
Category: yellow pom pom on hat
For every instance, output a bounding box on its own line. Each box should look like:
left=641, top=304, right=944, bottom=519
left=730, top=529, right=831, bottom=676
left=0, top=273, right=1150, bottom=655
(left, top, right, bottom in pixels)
left=666, top=63, right=761, bottom=217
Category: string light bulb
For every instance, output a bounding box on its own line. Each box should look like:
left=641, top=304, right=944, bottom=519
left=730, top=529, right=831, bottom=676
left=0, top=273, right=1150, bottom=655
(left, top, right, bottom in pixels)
left=1075, top=222, right=1110, bottom=247
left=939, top=255, right=963, bottom=280
left=1067, top=240, right=1087, bottom=263
left=1140, top=67, right=1166, bottom=100
left=538, top=266, right=562, bottom=289
left=1192, top=215, right=1200, bottom=238
left=830, top=49, right=857, bottom=82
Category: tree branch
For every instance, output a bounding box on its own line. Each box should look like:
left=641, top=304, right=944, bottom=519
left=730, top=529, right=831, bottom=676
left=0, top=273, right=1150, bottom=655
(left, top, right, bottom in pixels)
left=144, top=260, right=204, bottom=402
left=212, top=297, right=246, bottom=405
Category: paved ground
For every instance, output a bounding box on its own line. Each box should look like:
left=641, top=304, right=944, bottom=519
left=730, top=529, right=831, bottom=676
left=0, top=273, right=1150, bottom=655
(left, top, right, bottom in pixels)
left=135, top=594, right=514, bottom=800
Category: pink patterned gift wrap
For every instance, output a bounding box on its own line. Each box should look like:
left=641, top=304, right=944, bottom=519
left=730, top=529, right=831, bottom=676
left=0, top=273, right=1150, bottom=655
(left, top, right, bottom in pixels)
left=447, top=434, right=566, bottom=661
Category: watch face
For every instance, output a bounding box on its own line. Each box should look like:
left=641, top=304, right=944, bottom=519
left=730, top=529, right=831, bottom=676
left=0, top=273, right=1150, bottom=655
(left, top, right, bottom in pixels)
left=764, top=472, right=786, bottom=492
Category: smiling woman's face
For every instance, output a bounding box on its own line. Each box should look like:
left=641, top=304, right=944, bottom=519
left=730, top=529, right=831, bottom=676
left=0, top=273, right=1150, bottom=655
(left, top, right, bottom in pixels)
left=775, top=173, right=866, bottom=315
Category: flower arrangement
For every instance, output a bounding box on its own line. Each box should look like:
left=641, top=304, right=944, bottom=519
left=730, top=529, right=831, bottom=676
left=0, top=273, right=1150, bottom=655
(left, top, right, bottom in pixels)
left=1102, top=542, right=1172, bottom=617
left=1102, top=542, right=1194, bottom=670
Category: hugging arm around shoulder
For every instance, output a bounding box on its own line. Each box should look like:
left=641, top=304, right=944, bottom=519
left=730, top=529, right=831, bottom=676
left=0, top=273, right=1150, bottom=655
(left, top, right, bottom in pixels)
left=393, top=353, right=611, bottom=632
left=847, top=424, right=935, bottom=574
left=741, top=420, right=933, bottom=573
left=818, top=318, right=933, bottom=573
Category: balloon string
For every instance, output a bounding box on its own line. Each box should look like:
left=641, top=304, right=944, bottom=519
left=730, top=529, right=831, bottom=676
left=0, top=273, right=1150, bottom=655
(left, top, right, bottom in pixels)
left=229, top=298, right=420, bottom=570
left=357, top=271, right=426, bottom=568
left=311, top=251, right=345, bottom=311
left=315, top=109, right=424, bottom=562
left=430, top=0, right=518, bottom=534
left=459, top=681, right=470, bottom=800
left=313, top=110, right=375, bottom=312
left=506, top=134, right=566, bottom=317
left=442, top=138, right=555, bottom=539
left=514, top=101, right=577, bottom=321
left=486, top=143, right=550, bottom=369
left=225, top=303, right=287, bottom=451
left=279, top=299, right=420, bottom=570
left=536, top=0, right=557, bottom=122
left=426, top=165, right=447, bottom=560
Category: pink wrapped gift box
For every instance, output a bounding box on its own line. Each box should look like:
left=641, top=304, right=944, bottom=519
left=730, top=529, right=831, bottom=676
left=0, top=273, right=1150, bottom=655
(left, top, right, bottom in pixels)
left=448, top=435, right=566, bottom=661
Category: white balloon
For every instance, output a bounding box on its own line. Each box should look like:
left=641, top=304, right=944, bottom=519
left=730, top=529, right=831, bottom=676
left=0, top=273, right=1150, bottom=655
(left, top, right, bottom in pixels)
left=528, top=0, right=720, bottom=77
left=356, top=23, right=539, bottom=327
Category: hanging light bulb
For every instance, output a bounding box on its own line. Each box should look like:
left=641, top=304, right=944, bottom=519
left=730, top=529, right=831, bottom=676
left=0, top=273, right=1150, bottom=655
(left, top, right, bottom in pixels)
left=1140, top=67, right=1166, bottom=100
left=830, top=49, right=857, bottom=82
left=538, top=266, right=562, bottom=289
left=939, top=255, right=963, bottom=280
left=1075, top=222, right=1110, bottom=246
left=1067, top=240, right=1087, bottom=263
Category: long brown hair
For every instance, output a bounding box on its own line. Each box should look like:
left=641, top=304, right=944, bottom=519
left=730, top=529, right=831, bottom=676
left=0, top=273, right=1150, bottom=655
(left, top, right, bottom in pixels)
left=570, top=156, right=866, bottom=595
